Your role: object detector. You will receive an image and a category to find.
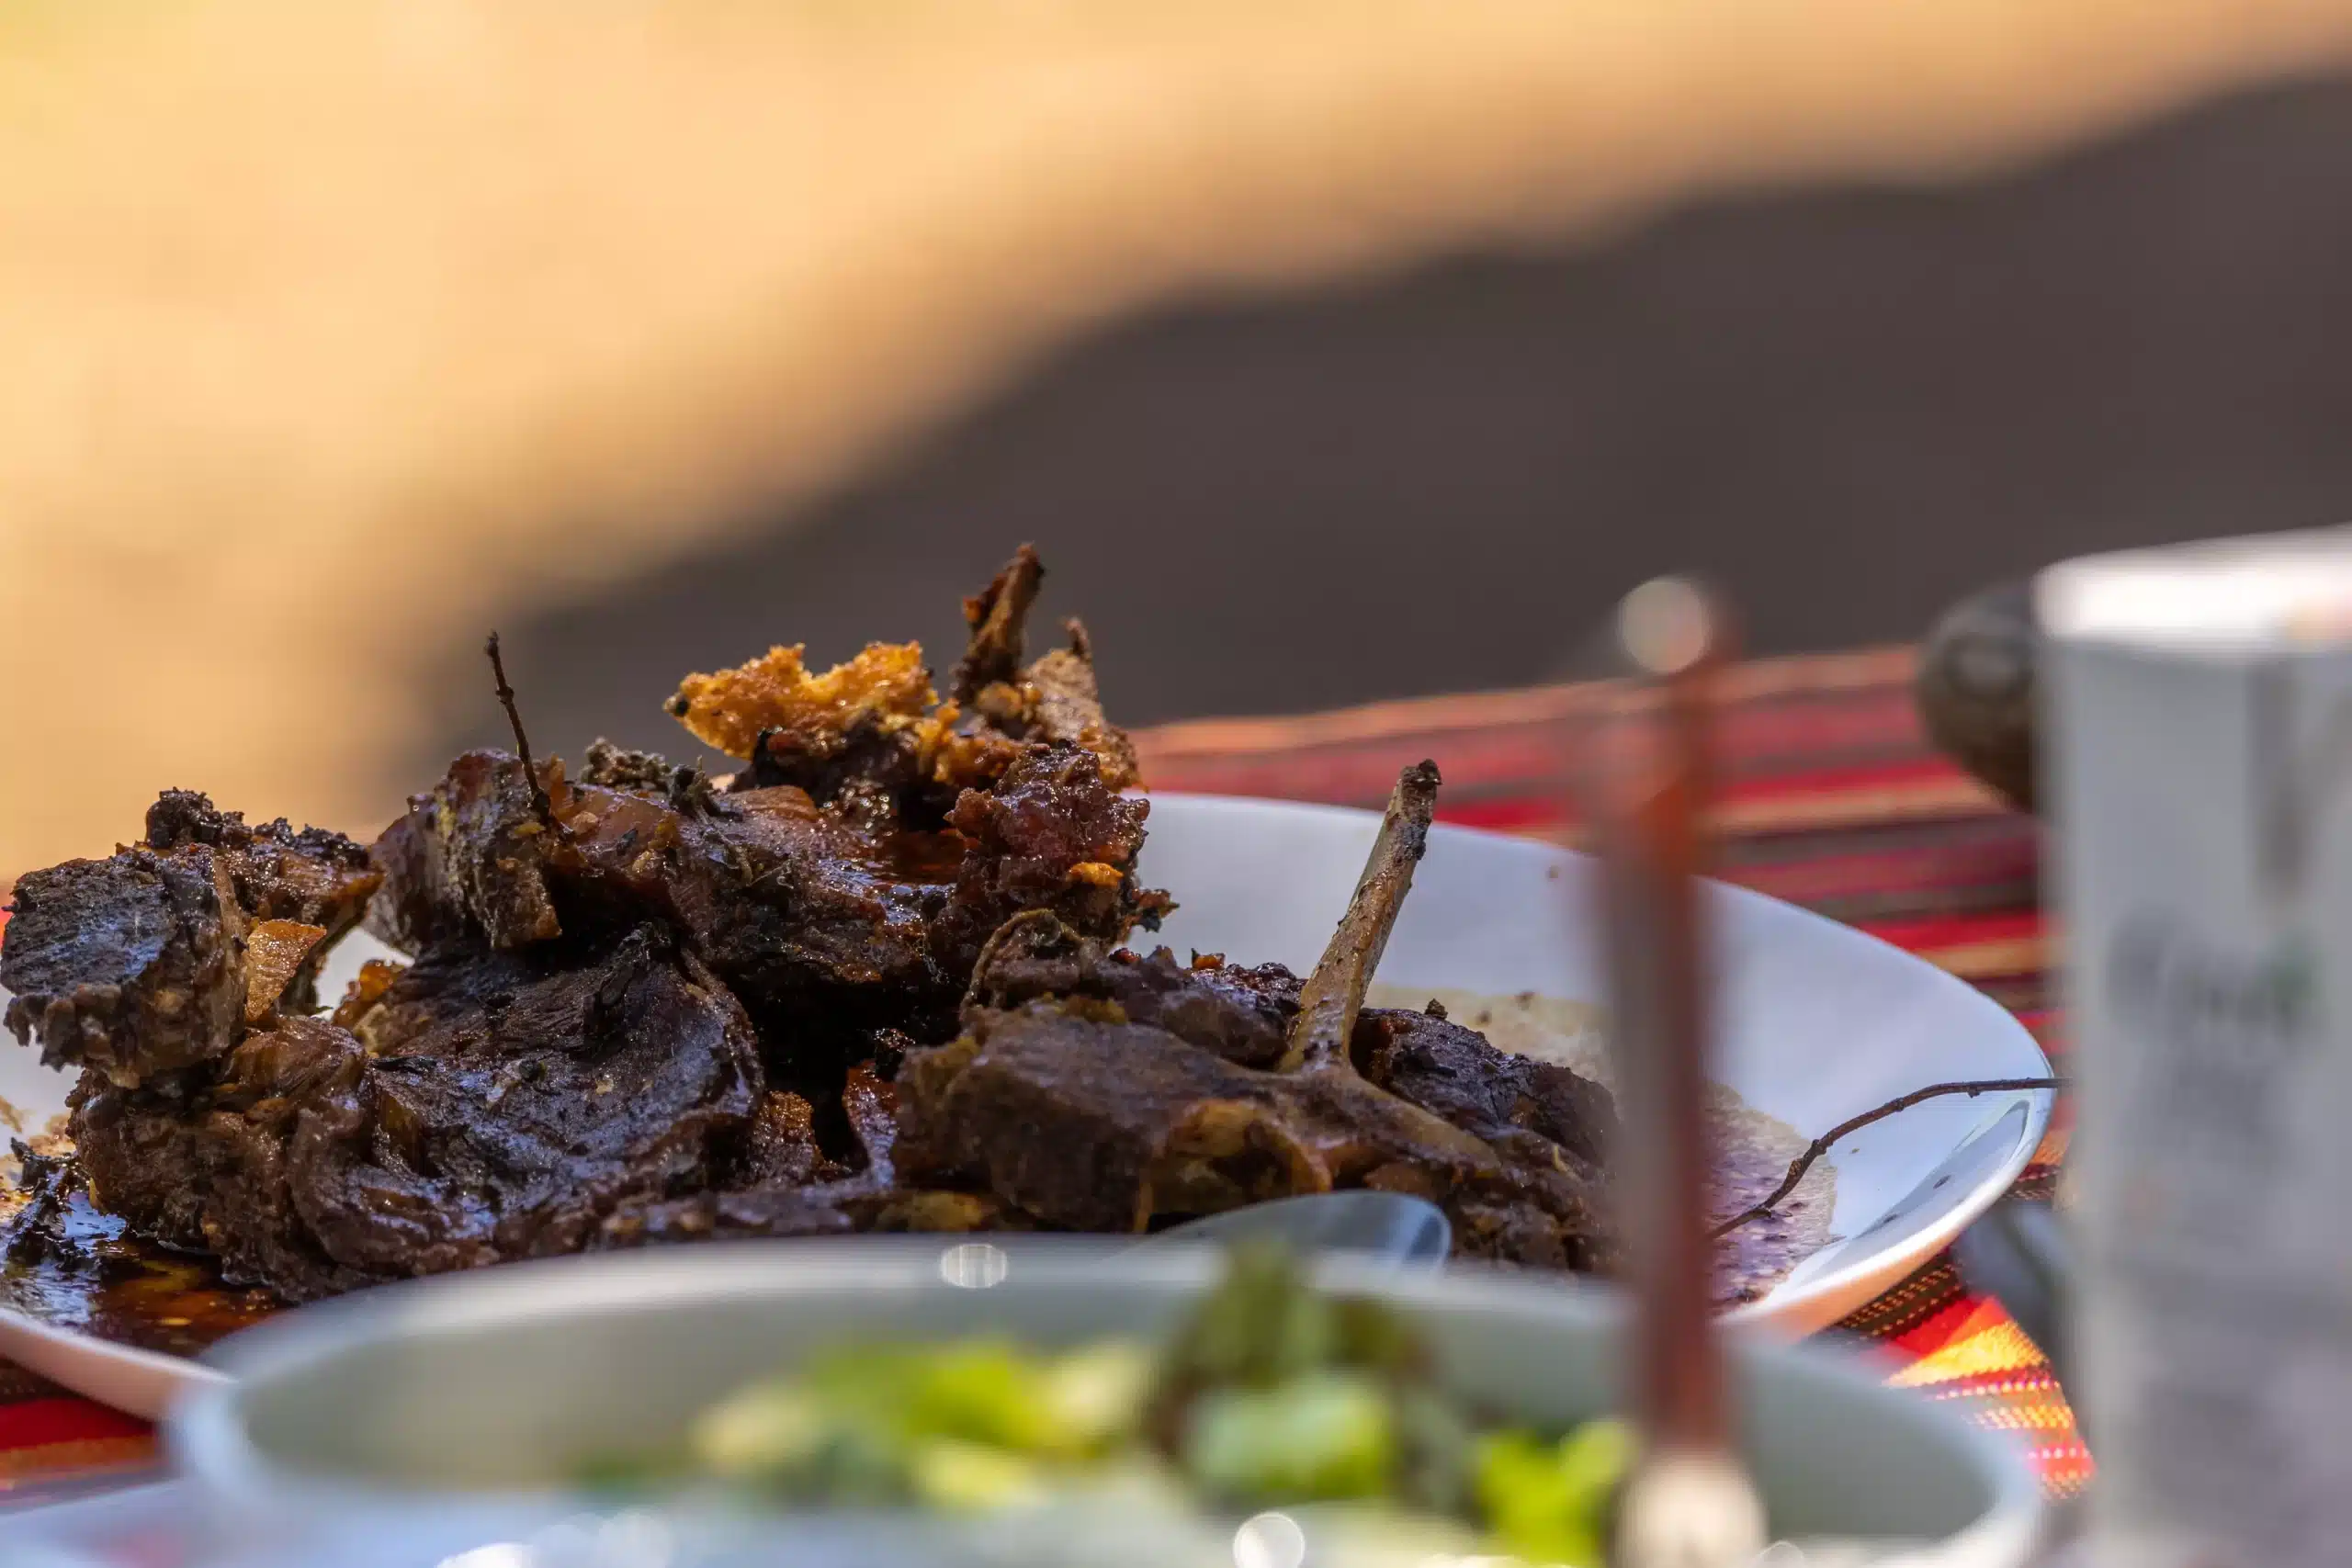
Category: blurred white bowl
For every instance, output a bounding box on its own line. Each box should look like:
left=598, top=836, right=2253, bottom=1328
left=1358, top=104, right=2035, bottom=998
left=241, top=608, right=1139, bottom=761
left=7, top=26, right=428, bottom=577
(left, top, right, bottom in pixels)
left=165, top=1241, right=2042, bottom=1568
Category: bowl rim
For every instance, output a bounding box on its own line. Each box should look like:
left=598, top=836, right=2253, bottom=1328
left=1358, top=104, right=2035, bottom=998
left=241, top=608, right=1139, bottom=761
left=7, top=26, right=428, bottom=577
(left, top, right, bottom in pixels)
left=167, top=1240, right=2045, bottom=1565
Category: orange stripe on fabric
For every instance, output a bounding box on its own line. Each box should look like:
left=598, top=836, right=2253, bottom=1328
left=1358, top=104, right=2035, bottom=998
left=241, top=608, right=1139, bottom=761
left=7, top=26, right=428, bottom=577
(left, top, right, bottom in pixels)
left=1909, top=936, right=2050, bottom=981
left=1889, top=1318, right=2050, bottom=1389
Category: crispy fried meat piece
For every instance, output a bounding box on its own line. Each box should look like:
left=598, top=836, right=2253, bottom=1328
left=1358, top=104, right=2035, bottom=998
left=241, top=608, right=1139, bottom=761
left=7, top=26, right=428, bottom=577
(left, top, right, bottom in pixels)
left=672, top=547, right=1137, bottom=809
left=931, top=744, right=1167, bottom=976
left=3, top=794, right=377, bottom=1086
left=950, top=544, right=1046, bottom=702
left=896, top=1004, right=1323, bottom=1232
left=669, top=641, right=936, bottom=768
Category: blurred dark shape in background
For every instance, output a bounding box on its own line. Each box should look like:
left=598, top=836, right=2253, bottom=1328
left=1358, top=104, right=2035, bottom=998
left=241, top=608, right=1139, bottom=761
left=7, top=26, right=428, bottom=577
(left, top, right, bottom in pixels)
left=429, top=77, right=2352, bottom=771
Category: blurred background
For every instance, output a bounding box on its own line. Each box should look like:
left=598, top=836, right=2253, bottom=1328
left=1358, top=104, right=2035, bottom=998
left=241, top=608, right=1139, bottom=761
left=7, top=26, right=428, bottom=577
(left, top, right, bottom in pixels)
left=8, top=0, right=2352, bottom=872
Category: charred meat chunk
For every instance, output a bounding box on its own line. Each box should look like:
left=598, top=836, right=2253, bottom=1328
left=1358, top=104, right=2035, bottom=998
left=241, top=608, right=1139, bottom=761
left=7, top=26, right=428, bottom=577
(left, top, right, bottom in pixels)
left=1354, top=1008, right=1612, bottom=1173
left=896, top=1003, right=1326, bottom=1233
left=3, top=852, right=246, bottom=1086
left=967, top=912, right=1296, bottom=1069
left=367, top=751, right=563, bottom=953
left=288, top=927, right=763, bottom=1291
left=143, top=791, right=379, bottom=931
left=900, top=766, right=1618, bottom=1269
left=4, top=795, right=376, bottom=1085
left=372, top=743, right=1163, bottom=1043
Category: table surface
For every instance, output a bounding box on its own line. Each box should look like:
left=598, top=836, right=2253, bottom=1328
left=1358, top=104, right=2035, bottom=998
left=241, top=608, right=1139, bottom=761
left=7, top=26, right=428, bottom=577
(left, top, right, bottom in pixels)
left=0, top=646, right=2087, bottom=1511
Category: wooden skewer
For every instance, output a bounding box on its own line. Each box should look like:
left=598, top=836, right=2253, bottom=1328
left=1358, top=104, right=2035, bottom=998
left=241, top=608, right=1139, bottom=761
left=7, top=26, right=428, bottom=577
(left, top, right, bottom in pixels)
left=1584, top=578, right=1768, bottom=1568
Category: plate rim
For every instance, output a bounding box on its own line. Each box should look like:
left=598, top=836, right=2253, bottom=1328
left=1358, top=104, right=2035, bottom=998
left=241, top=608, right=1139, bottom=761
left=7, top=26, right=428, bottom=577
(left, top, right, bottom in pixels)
left=0, top=790, right=2053, bottom=1412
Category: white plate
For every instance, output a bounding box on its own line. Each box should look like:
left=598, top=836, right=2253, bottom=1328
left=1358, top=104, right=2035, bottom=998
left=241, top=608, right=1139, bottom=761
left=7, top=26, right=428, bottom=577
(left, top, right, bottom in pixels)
left=0, top=793, right=2052, bottom=1416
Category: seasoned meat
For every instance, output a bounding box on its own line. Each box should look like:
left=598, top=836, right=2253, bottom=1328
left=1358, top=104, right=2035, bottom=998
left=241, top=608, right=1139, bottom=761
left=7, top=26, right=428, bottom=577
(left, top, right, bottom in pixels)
left=948, top=548, right=1138, bottom=791
left=2, top=549, right=1641, bottom=1309
left=142, top=792, right=379, bottom=931
left=967, top=911, right=1296, bottom=1069
left=3, top=795, right=376, bottom=1086
left=967, top=913, right=1615, bottom=1173
left=1355, top=1008, right=1612, bottom=1173
left=69, top=1074, right=219, bottom=1250
left=738, top=1090, right=827, bottom=1190
left=895, top=998, right=1614, bottom=1268
left=3, top=852, right=246, bottom=1087
left=901, top=766, right=1619, bottom=1269
left=366, top=750, right=563, bottom=953
left=197, top=1017, right=384, bottom=1298
left=896, top=1004, right=1325, bottom=1232
left=292, top=927, right=763, bottom=1290
left=372, top=739, right=1163, bottom=1048
left=673, top=547, right=1138, bottom=815
left=931, top=744, right=1168, bottom=976
left=57, top=928, right=768, bottom=1302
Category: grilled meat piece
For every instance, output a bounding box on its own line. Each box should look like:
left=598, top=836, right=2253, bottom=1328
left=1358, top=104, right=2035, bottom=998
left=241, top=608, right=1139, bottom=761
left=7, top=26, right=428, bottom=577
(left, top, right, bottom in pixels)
left=65, top=927, right=768, bottom=1302
left=370, top=739, right=1162, bottom=1049
left=967, top=911, right=1297, bottom=1069
left=931, top=744, right=1166, bottom=976
left=896, top=998, right=1614, bottom=1267
left=69, top=1072, right=218, bottom=1251
left=1354, top=1008, right=1612, bottom=1172
left=366, top=751, right=563, bottom=953
left=3, top=852, right=246, bottom=1087
left=141, top=792, right=379, bottom=931
left=294, top=926, right=763, bottom=1290
left=592, top=1061, right=986, bottom=1248
left=673, top=547, right=1137, bottom=815
left=195, top=1017, right=385, bottom=1297
left=3, top=795, right=377, bottom=1086
left=902, top=766, right=1618, bottom=1269
left=896, top=1003, right=1322, bottom=1232
left=967, top=913, right=1613, bottom=1172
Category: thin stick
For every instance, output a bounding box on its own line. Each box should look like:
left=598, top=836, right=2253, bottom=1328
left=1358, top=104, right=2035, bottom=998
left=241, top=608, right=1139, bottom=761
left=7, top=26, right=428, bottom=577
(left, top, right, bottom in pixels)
left=485, top=632, right=554, bottom=824
left=1709, top=1076, right=2069, bottom=1240
left=1278, top=761, right=1441, bottom=1074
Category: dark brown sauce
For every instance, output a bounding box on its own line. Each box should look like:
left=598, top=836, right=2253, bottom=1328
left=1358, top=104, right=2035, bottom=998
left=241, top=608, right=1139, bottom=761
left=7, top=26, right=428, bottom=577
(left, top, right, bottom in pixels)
left=1, top=1189, right=281, bottom=1358
left=1, top=1110, right=1823, bottom=1359
left=1710, top=1119, right=1832, bottom=1309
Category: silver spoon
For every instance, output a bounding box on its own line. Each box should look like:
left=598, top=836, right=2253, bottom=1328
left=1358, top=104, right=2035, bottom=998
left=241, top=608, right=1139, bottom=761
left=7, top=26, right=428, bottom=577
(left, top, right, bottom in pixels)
left=1134, top=1191, right=1452, bottom=1270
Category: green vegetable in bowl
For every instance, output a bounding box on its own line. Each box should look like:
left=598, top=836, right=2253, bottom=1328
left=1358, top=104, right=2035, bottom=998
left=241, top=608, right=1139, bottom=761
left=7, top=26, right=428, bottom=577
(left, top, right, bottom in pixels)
left=628, top=1246, right=1640, bottom=1563
left=1476, top=1419, right=1637, bottom=1567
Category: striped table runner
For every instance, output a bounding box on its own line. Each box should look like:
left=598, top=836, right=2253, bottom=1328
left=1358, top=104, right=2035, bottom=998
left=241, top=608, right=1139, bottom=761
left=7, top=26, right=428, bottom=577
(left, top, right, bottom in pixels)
left=0, top=646, right=2089, bottom=1506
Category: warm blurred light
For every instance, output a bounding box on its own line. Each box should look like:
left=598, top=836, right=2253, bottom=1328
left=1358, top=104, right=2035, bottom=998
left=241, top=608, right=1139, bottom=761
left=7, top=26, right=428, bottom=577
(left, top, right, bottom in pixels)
left=6, top=0, right=2350, bottom=874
